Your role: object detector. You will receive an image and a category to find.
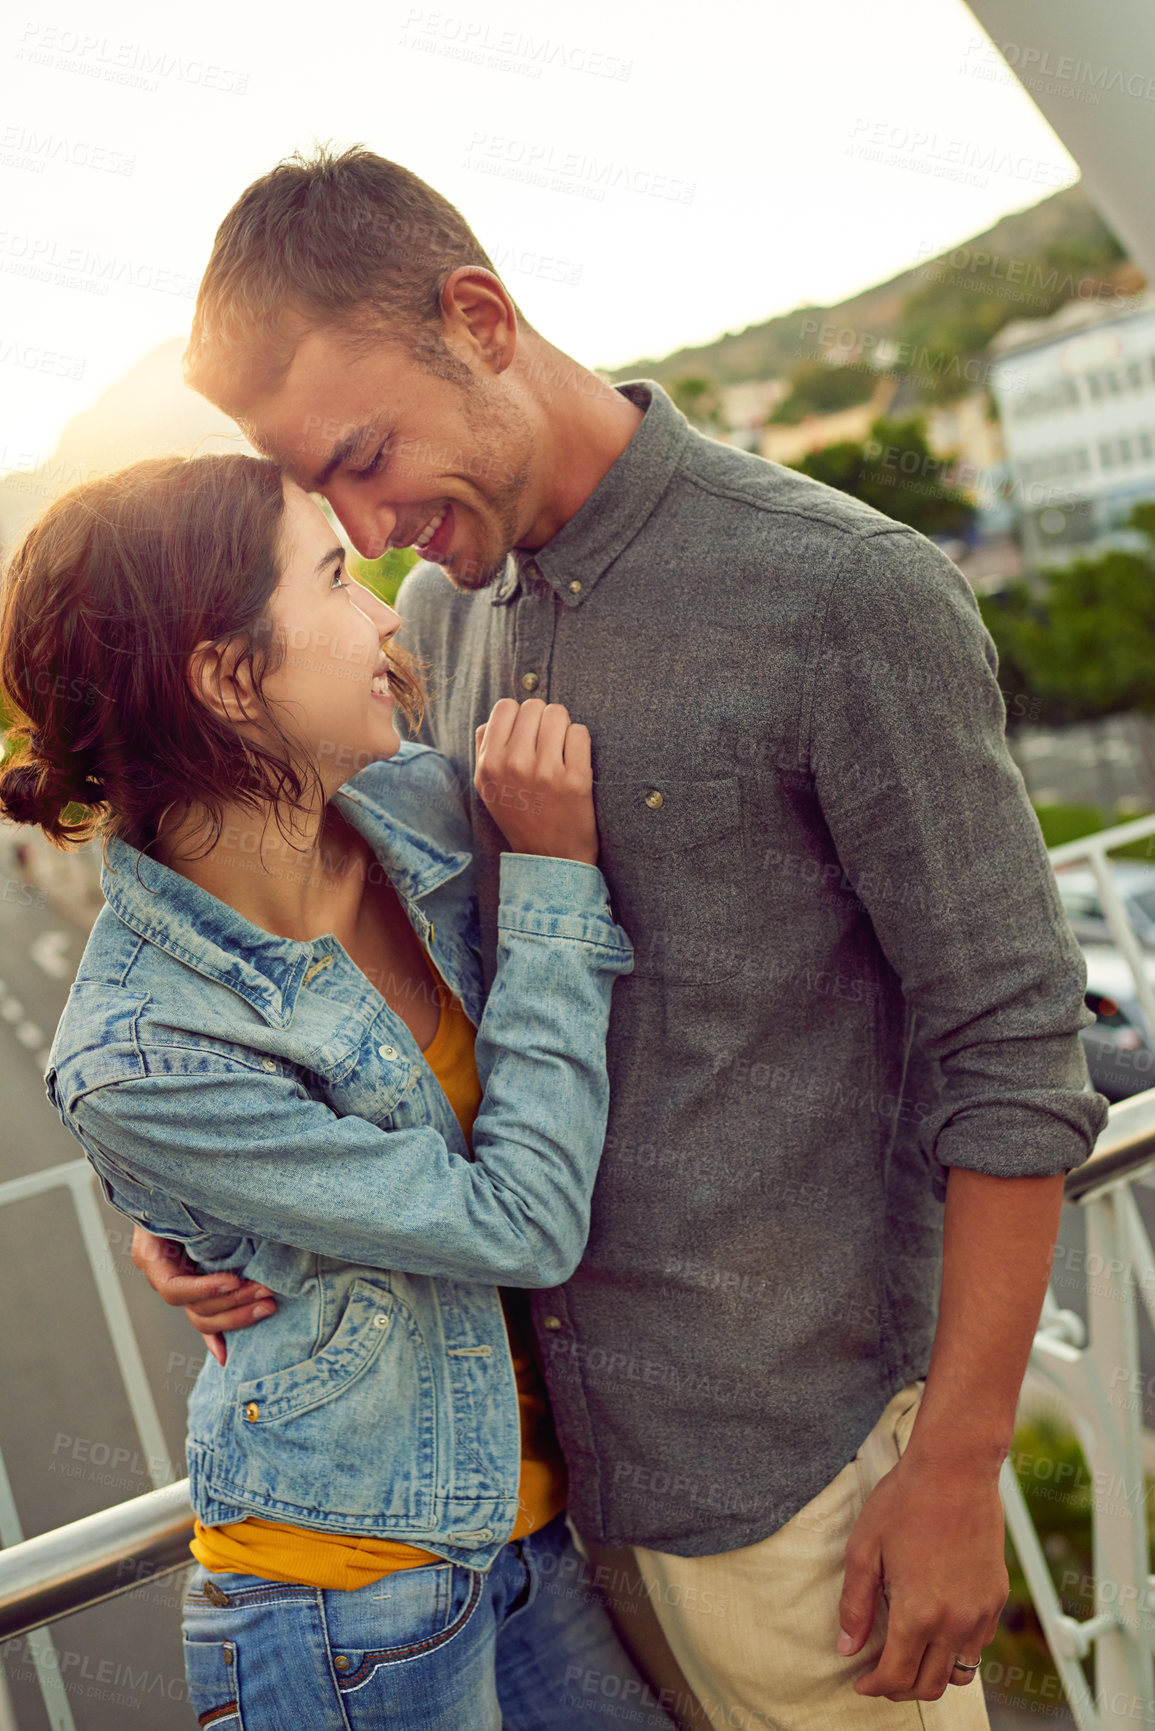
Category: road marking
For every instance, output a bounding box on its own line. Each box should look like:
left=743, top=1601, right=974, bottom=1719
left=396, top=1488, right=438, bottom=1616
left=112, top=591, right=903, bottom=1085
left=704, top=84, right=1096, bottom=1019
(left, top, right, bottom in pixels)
left=15, top=1022, right=44, bottom=1049
left=30, top=931, right=72, bottom=979
left=0, top=1000, right=22, bottom=1023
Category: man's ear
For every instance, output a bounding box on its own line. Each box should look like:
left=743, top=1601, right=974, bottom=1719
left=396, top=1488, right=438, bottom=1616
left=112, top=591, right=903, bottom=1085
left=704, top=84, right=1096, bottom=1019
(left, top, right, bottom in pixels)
left=187, top=637, right=259, bottom=727
left=439, top=268, right=518, bottom=375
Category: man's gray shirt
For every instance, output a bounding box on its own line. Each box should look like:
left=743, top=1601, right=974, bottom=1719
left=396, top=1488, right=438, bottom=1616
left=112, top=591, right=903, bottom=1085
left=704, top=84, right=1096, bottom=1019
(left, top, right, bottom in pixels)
left=397, top=379, right=1108, bottom=1557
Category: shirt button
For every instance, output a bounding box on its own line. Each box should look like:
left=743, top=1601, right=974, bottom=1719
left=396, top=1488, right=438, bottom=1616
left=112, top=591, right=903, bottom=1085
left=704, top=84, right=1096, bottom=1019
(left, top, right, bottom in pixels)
left=569, top=579, right=583, bottom=594
left=542, top=1314, right=564, bottom=1330
left=244, top=1403, right=259, bottom=1421
left=223, top=1647, right=234, bottom=1666
left=521, top=672, right=540, bottom=692
left=334, top=1655, right=350, bottom=1671
left=644, top=789, right=664, bottom=810
left=378, top=1044, right=398, bottom=1060
left=261, top=1059, right=277, bottom=1073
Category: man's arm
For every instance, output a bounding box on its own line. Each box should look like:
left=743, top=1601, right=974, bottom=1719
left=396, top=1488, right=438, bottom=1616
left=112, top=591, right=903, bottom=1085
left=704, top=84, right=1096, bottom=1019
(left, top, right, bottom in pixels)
left=130, top=1229, right=275, bottom=1365
left=838, top=1166, right=1063, bottom=1699
left=809, top=525, right=1108, bottom=1701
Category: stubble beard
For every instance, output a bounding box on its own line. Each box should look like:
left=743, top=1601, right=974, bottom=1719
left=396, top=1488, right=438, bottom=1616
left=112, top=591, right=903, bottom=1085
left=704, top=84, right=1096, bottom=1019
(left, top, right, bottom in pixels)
left=439, top=385, right=534, bottom=594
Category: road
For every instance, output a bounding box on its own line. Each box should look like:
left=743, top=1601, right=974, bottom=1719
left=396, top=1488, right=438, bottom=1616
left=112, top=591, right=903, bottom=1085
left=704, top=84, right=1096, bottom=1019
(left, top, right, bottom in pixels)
left=0, top=874, right=196, bottom=1731
left=1010, top=712, right=1155, bottom=815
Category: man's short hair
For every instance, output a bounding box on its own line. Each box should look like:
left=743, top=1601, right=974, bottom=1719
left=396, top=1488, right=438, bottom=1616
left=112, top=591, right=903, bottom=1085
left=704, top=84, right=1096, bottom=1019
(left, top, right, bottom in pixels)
left=184, top=145, right=511, bottom=416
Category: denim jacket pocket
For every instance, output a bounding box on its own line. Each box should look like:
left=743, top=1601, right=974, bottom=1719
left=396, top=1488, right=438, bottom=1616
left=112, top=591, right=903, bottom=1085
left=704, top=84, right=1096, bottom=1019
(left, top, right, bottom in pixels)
left=221, top=1279, right=437, bottom=1527
left=235, top=1278, right=396, bottom=1425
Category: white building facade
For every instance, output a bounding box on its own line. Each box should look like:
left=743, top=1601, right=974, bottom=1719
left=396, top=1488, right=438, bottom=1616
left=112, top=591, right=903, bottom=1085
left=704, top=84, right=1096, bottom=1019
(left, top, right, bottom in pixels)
left=989, top=295, right=1155, bottom=567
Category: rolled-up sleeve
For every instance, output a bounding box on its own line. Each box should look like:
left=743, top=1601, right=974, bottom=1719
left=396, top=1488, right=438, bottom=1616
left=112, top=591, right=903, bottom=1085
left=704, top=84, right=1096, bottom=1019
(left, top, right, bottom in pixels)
left=807, top=525, right=1109, bottom=1180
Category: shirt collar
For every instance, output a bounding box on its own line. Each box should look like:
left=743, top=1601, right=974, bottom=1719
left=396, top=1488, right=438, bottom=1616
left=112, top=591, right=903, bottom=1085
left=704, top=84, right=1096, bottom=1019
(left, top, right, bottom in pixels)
left=491, top=380, right=690, bottom=609
left=100, top=754, right=469, bottom=1028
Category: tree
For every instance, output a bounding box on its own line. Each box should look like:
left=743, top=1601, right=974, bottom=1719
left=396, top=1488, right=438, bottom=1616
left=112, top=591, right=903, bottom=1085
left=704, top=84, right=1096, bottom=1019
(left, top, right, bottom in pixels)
left=769, top=357, right=876, bottom=424
left=791, top=415, right=976, bottom=540
left=978, top=503, right=1155, bottom=726
left=670, top=375, right=722, bottom=431
left=353, top=545, right=420, bottom=606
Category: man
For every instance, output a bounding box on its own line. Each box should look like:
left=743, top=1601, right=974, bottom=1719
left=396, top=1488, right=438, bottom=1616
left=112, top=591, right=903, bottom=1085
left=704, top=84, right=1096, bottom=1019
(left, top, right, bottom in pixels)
left=137, top=146, right=1107, bottom=1729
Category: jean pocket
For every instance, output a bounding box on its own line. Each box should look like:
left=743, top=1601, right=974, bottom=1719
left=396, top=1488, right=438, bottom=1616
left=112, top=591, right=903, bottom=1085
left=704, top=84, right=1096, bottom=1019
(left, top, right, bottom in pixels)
left=328, top=1564, right=486, bottom=1691
left=184, top=1636, right=243, bottom=1728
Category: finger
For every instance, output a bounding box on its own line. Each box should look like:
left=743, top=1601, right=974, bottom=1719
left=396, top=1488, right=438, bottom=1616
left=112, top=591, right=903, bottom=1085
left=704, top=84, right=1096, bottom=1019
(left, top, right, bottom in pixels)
left=507, top=697, right=546, bottom=762
left=205, top=1332, right=227, bottom=1367
left=535, top=704, right=571, bottom=775
left=184, top=1296, right=276, bottom=1337
left=480, top=698, right=520, bottom=753
left=853, top=1621, right=926, bottom=1698
left=905, top=1642, right=960, bottom=1703
left=562, top=721, right=592, bottom=779
left=183, top=1282, right=276, bottom=1321
left=838, top=1542, right=883, bottom=1658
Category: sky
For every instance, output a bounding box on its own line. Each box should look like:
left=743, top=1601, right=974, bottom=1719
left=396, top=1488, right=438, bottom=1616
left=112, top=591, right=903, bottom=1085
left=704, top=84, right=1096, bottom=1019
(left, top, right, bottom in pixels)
left=0, top=0, right=1081, bottom=475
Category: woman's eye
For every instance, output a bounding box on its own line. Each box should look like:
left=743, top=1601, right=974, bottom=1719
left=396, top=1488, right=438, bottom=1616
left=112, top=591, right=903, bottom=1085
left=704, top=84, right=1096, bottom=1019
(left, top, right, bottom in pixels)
left=331, top=565, right=349, bottom=591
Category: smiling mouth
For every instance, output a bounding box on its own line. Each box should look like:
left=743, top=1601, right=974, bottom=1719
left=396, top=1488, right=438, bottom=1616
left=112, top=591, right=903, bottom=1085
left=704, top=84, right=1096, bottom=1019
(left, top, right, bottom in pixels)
left=412, top=504, right=447, bottom=550
left=370, top=655, right=394, bottom=700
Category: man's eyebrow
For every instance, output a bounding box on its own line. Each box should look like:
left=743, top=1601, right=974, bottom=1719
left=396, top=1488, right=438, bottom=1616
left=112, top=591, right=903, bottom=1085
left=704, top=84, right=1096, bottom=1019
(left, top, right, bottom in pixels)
left=314, top=545, right=346, bottom=575
left=309, top=428, right=375, bottom=490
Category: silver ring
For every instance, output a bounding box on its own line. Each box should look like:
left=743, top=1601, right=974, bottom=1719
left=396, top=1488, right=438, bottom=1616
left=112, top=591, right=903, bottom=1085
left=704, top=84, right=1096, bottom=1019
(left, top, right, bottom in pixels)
left=951, top=1658, right=981, bottom=1673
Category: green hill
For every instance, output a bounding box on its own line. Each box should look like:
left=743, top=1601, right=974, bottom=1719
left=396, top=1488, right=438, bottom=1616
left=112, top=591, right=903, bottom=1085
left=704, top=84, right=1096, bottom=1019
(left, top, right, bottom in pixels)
left=610, top=183, right=1132, bottom=399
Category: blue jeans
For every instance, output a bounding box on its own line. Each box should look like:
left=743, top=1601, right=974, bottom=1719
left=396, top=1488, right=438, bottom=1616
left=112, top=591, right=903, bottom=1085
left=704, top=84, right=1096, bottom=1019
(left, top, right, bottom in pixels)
left=182, top=1512, right=677, bottom=1729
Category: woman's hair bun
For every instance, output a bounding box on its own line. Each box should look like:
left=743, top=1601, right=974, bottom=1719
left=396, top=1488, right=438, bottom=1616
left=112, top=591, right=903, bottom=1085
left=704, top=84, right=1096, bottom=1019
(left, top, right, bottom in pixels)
left=0, top=755, right=95, bottom=844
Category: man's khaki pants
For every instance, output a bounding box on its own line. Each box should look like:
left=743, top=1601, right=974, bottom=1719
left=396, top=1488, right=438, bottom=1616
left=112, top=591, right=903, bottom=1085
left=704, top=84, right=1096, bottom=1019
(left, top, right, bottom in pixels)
left=580, top=1384, right=991, bottom=1731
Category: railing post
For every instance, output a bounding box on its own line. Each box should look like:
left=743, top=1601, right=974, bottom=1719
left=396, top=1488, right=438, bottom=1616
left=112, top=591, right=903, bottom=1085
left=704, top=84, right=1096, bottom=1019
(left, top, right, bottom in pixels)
left=1081, top=1187, right=1155, bottom=1723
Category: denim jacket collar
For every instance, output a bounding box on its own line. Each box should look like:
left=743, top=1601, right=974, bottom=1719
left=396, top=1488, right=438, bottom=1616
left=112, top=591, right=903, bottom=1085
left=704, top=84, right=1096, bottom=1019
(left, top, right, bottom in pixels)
left=99, top=753, right=471, bottom=1029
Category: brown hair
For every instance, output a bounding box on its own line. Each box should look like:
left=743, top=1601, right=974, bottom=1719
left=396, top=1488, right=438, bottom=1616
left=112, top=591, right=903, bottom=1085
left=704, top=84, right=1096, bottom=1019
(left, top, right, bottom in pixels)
left=0, top=453, right=424, bottom=851
left=185, top=145, right=516, bottom=416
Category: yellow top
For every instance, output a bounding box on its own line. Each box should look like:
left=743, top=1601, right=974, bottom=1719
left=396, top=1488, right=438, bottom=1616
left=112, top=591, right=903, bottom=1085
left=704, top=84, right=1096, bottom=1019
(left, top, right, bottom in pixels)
left=191, top=958, right=568, bottom=1590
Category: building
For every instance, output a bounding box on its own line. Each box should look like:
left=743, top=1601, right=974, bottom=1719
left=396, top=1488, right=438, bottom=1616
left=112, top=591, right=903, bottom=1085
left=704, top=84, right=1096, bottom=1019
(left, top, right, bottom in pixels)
left=988, top=293, right=1155, bottom=567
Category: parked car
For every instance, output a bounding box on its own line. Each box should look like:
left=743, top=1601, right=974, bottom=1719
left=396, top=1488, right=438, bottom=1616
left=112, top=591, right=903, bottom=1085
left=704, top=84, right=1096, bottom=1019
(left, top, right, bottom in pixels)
left=1053, top=861, right=1155, bottom=951
left=1078, top=942, right=1155, bottom=1102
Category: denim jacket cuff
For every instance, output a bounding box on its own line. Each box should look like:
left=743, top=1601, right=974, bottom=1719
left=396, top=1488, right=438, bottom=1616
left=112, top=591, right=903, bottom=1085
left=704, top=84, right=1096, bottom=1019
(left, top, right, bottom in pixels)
left=496, top=853, right=631, bottom=953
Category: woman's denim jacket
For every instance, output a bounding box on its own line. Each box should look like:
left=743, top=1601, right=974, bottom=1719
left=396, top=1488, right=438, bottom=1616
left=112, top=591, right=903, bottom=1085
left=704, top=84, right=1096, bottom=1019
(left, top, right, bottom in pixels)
left=45, top=743, right=633, bottom=1569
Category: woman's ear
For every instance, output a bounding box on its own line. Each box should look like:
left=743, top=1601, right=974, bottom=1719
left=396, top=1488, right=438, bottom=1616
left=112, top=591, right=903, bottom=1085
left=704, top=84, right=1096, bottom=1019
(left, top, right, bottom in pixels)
left=187, top=638, right=258, bottom=727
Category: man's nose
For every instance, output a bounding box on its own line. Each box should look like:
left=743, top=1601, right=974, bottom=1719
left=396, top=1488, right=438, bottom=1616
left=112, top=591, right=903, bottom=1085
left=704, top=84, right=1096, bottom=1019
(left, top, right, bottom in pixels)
left=326, top=488, right=397, bottom=561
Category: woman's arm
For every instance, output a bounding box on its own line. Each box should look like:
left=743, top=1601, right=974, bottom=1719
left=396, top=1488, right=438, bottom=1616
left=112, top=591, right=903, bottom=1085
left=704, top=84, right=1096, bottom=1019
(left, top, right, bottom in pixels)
left=71, top=699, right=628, bottom=1292
left=75, top=848, right=629, bottom=1286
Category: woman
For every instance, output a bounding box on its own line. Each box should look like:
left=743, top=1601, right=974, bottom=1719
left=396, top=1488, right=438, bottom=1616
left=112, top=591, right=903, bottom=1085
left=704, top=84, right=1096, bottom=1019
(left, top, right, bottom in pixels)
left=0, top=454, right=673, bottom=1730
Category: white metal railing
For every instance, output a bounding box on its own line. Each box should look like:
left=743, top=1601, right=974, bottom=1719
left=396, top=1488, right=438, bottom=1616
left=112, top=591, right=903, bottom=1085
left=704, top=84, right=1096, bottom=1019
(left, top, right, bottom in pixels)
left=999, top=814, right=1155, bottom=1730
left=0, top=1158, right=178, bottom=1731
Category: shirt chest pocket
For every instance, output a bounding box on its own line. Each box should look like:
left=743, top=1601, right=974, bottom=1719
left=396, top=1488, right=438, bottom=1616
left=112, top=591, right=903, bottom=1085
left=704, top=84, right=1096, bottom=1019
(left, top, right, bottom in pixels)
left=594, top=775, right=746, bottom=984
